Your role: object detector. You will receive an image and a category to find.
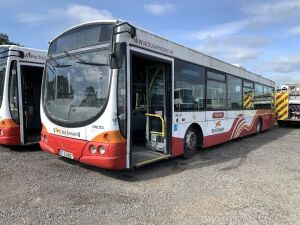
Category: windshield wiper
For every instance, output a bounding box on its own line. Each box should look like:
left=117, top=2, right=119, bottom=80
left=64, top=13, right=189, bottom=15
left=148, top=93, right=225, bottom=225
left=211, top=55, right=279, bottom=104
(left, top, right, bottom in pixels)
left=64, top=50, right=109, bottom=67
left=76, top=61, right=108, bottom=66
left=48, top=55, right=71, bottom=68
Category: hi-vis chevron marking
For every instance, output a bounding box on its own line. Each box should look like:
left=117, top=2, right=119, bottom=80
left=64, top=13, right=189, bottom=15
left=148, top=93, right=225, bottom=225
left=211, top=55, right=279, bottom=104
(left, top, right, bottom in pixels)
left=243, top=93, right=253, bottom=109
left=276, top=92, right=289, bottom=120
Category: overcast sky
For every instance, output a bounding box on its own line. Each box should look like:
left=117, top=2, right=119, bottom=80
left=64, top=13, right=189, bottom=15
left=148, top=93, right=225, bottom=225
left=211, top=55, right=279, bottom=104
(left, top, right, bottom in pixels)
left=1, top=0, right=300, bottom=86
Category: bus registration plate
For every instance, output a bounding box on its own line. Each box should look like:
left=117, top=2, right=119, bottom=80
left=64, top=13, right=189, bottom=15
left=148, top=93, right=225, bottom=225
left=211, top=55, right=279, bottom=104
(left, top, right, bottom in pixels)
left=58, top=150, right=74, bottom=159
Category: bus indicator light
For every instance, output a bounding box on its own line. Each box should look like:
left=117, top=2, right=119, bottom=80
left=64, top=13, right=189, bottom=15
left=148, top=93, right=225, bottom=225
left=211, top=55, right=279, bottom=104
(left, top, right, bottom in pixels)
left=104, top=133, right=111, bottom=142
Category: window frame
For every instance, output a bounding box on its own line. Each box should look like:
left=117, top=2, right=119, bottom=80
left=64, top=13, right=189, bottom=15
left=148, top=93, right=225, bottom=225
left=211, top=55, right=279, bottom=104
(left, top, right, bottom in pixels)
left=206, top=68, right=227, bottom=111
left=242, top=79, right=255, bottom=110
left=174, top=59, right=206, bottom=112
left=227, top=74, right=243, bottom=110
left=8, top=60, right=20, bottom=124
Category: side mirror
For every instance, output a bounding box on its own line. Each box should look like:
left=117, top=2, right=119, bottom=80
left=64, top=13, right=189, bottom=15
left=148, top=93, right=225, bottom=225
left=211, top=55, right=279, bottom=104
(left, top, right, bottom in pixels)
left=108, top=53, right=119, bottom=69
left=109, top=42, right=126, bottom=69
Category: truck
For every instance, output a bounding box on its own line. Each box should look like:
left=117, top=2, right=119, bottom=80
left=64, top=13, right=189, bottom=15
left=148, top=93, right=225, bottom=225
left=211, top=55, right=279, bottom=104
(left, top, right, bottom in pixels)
left=276, top=84, right=300, bottom=126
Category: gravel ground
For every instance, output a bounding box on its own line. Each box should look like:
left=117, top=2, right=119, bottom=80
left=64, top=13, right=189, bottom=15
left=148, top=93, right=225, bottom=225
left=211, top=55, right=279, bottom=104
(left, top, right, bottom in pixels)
left=0, top=126, right=299, bottom=225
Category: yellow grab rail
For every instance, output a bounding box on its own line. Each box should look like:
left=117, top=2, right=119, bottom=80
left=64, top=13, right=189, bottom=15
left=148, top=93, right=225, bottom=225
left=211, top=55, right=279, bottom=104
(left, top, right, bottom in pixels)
left=145, top=113, right=165, bottom=137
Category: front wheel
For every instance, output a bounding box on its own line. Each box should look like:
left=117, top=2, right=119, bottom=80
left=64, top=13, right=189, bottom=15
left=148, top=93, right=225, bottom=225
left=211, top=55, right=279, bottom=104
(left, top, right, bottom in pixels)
left=183, top=127, right=200, bottom=158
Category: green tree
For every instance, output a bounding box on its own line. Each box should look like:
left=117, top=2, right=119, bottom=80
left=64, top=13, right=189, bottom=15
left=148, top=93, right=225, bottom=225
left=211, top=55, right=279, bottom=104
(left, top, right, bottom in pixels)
left=0, top=33, right=19, bottom=45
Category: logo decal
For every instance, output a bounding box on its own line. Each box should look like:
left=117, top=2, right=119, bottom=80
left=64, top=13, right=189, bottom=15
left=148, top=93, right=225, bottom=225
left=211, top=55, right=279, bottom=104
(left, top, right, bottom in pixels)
left=212, top=120, right=225, bottom=133
left=212, top=112, right=224, bottom=119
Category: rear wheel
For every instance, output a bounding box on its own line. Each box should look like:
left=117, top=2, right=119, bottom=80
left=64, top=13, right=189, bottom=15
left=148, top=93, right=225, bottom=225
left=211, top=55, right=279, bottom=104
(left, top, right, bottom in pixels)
left=256, top=118, right=262, bottom=134
left=183, top=127, right=200, bottom=158
left=277, top=120, right=285, bottom=127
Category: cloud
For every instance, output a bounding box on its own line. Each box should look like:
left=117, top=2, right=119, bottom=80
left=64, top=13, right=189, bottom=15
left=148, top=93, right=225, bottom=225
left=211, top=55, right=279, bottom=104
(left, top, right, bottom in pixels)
left=64, top=4, right=113, bottom=23
left=197, top=36, right=269, bottom=62
left=16, top=4, right=113, bottom=25
left=187, top=20, right=248, bottom=41
left=265, top=53, right=300, bottom=73
left=288, top=26, right=300, bottom=34
left=184, top=0, right=300, bottom=69
left=241, top=0, right=300, bottom=19
left=144, top=3, right=176, bottom=15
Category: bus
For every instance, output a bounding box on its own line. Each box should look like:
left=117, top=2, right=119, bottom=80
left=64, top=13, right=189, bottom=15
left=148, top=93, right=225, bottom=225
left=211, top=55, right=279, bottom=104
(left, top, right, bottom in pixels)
left=0, top=45, right=46, bottom=145
left=40, top=20, right=275, bottom=170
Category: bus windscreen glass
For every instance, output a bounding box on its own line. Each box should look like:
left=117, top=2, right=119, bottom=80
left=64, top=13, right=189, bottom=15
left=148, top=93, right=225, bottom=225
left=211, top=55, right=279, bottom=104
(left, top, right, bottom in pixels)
left=43, top=49, right=111, bottom=126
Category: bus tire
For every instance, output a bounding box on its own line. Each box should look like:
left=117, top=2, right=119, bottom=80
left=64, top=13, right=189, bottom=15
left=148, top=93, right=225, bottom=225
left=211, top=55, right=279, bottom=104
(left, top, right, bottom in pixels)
left=277, top=120, right=284, bottom=127
left=256, top=118, right=263, bottom=134
left=183, top=126, right=200, bottom=158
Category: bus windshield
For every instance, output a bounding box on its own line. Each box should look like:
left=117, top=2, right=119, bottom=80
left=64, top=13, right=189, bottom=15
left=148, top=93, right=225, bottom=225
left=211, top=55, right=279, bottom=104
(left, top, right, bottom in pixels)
left=0, top=61, right=6, bottom=108
left=43, top=49, right=111, bottom=126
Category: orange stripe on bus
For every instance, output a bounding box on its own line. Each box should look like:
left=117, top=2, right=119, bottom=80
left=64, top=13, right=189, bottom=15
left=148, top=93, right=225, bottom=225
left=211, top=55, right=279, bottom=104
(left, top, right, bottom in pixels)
left=92, top=130, right=126, bottom=143
left=0, top=119, right=19, bottom=128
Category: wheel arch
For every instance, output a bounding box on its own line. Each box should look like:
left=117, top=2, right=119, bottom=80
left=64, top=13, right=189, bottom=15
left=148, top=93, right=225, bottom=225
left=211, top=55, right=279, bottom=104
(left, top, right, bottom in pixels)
left=185, top=123, right=203, bottom=147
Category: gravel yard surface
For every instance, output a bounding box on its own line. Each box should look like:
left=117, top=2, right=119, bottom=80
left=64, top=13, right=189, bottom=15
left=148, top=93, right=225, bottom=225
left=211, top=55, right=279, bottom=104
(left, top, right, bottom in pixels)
left=0, top=126, right=299, bottom=225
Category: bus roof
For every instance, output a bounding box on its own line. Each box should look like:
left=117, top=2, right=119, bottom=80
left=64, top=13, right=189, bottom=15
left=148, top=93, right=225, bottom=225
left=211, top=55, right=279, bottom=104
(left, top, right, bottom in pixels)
left=0, top=45, right=46, bottom=64
left=48, top=20, right=275, bottom=87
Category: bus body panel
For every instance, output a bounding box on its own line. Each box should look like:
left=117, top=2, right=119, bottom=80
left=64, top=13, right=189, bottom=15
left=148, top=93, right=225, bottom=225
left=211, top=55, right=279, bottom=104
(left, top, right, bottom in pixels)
left=0, top=45, right=46, bottom=145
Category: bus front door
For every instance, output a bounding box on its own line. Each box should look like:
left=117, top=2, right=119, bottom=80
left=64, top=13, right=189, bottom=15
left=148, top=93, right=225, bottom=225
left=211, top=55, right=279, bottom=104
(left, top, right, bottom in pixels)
left=146, top=65, right=166, bottom=152
left=129, top=52, right=172, bottom=168
left=18, top=64, right=44, bottom=145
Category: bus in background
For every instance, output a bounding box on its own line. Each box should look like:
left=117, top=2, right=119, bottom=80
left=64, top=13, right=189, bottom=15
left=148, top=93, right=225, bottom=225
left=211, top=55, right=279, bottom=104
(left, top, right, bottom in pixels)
left=0, top=45, right=46, bottom=145
left=276, top=84, right=300, bottom=126
left=40, top=20, right=275, bottom=170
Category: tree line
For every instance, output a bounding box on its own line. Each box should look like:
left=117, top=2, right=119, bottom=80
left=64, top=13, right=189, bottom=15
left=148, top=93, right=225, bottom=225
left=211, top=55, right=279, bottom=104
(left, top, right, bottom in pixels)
left=0, top=33, right=19, bottom=45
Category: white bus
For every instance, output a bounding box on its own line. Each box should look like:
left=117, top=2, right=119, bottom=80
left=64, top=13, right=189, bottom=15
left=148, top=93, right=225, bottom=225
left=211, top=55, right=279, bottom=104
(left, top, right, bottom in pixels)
left=40, top=20, right=275, bottom=169
left=0, top=45, right=46, bottom=145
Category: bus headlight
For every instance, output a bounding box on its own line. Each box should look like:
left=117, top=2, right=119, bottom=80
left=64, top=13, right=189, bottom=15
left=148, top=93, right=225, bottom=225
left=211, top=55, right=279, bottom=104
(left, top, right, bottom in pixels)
left=98, top=145, right=105, bottom=155
left=89, top=145, right=97, bottom=154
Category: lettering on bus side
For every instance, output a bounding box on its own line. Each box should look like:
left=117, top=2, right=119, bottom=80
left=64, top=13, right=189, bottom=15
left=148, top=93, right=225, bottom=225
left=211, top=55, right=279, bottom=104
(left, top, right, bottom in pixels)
left=53, top=128, right=81, bottom=138
left=92, top=125, right=104, bottom=129
left=24, top=52, right=46, bottom=61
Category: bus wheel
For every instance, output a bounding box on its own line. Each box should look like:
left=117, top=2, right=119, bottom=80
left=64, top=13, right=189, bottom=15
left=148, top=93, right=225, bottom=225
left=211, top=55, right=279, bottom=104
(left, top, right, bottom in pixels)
left=183, top=127, right=199, bottom=158
left=256, top=118, right=262, bottom=134
left=278, top=120, right=284, bottom=127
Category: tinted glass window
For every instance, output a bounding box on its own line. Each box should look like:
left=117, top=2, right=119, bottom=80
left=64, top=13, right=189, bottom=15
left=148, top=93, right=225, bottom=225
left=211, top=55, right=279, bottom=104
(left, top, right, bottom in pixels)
left=243, top=81, right=254, bottom=110
left=174, top=59, right=205, bottom=111
left=227, top=75, right=242, bottom=110
left=117, top=56, right=126, bottom=137
left=9, top=61, right=19, bottom=123
left=0, top=61, right=6, bottom=108
left=254, top=83, right=264, bottom=109
left=207, top=80, right=226, bottom=110
left=262, top=86, right=273, bottom=109
left=207, top=71, right=226, bottom=82
left=49, top=24, right=114, bottom=54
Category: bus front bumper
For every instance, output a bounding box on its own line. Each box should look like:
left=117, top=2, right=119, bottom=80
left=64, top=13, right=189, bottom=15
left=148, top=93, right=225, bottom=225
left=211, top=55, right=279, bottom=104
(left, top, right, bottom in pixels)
left=39, top=133, right=126, bottom=170
left=0, top=127, right=20, bottom=145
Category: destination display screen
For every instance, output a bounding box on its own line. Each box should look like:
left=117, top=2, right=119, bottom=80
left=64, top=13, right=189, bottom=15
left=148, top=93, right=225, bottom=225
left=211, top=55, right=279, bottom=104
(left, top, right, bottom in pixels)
left=48, top=24, right=114, bottom=55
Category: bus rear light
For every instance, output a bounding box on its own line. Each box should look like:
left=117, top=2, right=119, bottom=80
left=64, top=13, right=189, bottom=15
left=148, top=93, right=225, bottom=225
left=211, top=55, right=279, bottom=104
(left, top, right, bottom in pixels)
left=89, top=145, right=97, bottom=154
left=0, top=129, right=3, bottom=136
left=98, top=145, right=106, bottom=155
